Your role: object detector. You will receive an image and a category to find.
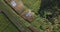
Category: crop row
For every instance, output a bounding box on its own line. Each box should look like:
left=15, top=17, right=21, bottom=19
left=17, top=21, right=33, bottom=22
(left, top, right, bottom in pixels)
left=0, top=0, right=31, bottom=32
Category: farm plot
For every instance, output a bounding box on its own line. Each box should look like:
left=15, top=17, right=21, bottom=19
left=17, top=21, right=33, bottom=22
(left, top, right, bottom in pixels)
left=5, top=0, right=25, bottom=14
left=0, top=0, right=31, bottom=32
left=0, top=12, right=19, bottom=32
left=0, top=0, right=44, bottom=32
left=6, top=0, right=30, bottom=27
left=2, top=23, right=19, bottom=32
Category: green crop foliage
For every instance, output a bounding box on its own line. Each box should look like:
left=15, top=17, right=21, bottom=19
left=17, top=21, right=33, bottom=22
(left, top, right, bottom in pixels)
left=22, top=0, right=41, bottom=13
left=0, top=12, right=19, bottom=32
left=0, top=0, right=60, bottom=32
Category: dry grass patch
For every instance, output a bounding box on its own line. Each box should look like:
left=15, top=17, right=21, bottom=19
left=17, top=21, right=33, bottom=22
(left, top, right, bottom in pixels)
left=28, top=26, right=40, bottom=32
left=5, top=0, right=25, bottom=14
left=21, top=9, right=35, bottom=22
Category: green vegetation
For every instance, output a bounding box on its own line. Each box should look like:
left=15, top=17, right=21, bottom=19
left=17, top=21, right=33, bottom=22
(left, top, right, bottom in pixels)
left=38, top=0, right=60, bottom=32
left=0, top=0, right=60, bottom=32
left=0, top=0, right=31, bottom=32
left=0, top=12, right=19, bottom=32
left=22, top=0, right=41, bottom=13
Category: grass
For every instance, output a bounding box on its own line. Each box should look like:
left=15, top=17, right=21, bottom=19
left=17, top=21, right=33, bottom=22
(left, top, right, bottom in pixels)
left=1, top=0, right=60, bottom=32
left=22, top=0, right=41, bottom=13
left=0, top=0, right=43, bottom=32
left=0, top=0, right=31, bottom=32
left=0, top=12, right=19, bottom=32
left=2, top=23, right=19, bottom=32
